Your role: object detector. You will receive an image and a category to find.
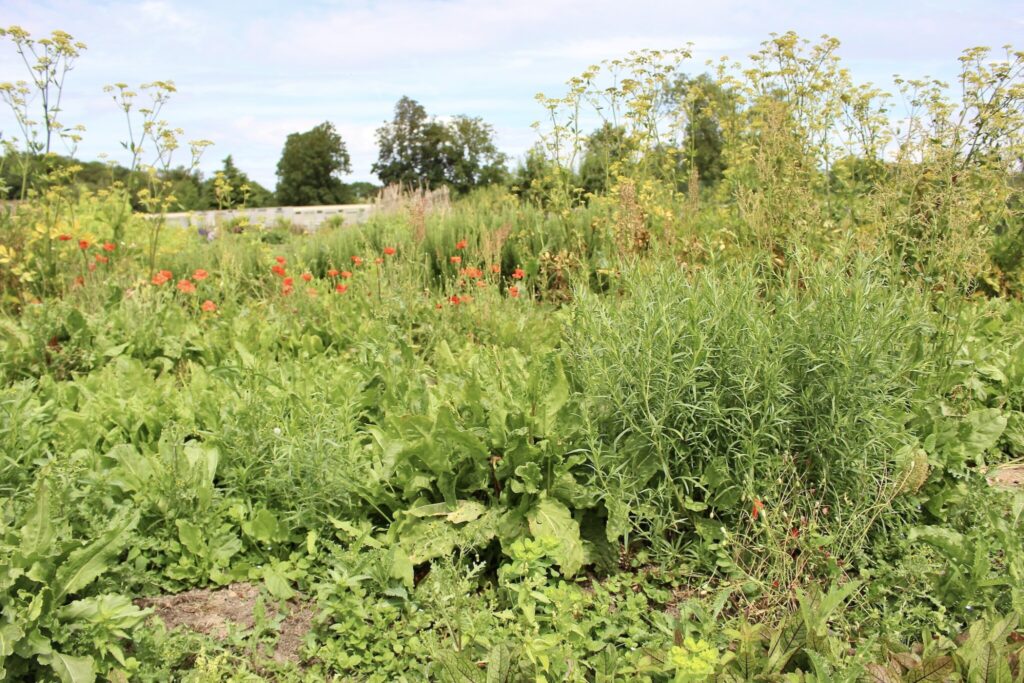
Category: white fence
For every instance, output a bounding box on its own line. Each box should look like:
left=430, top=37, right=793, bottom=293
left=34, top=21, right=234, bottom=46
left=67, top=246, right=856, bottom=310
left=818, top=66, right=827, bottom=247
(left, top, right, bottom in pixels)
left=161, top=204, right=374, bottom=231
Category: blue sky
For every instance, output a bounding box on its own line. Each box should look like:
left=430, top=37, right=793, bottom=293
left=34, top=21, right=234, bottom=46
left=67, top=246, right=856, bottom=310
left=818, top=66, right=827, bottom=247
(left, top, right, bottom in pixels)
left=1, top=0, right=1022, bottom=188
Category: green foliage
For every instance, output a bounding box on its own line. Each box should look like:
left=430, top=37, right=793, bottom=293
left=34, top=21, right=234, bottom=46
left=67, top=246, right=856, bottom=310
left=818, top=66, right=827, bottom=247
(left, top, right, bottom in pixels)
left=274, top=121, right=352, bottom=206
left=373, top=96, right=507, bottom=193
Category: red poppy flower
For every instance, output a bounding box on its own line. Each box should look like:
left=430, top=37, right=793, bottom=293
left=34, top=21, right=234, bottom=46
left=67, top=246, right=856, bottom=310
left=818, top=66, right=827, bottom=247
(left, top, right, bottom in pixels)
left=272, top=265, right=287, bottom=277
left=102, top=242, right=116, bottom=252
left=160, top=270, right=173, bottom=280
left=78, top=239, right=90, bottom=250
left=283, top=277, right=294, bottom=287
left=58, top=234, right=73, bottom=241
left=490, top=264, right=500, bottom=274
left=508, top=285, right=519, bottom=298
left=790, top=528, right=800, bottom=539
left=328, top=268, right=339, bottom=277
left=351, top=256, right=363, bottom=266
left=449, top=295, right=461, bottom=305
left=335, top=284, right=348, bottom=294
left=455, top=239, right=468, bottom=250
left=301, top=272, right=312, bottom=282
left=275, top=256, right=286, bottom=265
left=383, top=247, right=396, bottom=256
left=752, top=499, right=763, bottom=520
left=95, top=255, right=109, bottom=264
left=151, top=272, right=170, bottom=285
left=201, top=299, right=217, bottom=312
left=177, top=279, right=196, bottom=294
left=450, top=255, right=462, bottom=264
left=340, top=270, right=352, bottom=279
left=282, top=283, right=294, bottom=295
left=192, top=269, right=209, bottom=281
left=512, top=268, right=525, bottom=280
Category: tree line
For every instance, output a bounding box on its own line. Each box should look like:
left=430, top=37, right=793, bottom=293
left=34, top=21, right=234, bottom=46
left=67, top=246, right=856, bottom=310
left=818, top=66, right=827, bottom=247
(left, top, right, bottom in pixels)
left=1, top=85, right=729, bottom=210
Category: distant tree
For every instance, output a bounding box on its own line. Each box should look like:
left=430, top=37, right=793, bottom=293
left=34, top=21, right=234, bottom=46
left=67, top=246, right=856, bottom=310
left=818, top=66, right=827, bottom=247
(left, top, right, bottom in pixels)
left=373, top=96, right=506, bottom=194
left=346, top=181, right=379, bottom=202
left=578, top=123, right=631, bottom=196
left=203, top=155, right=272, bottom=208
left=373, top=96, right=431, bottom=187
left=441, top=115, right=508, bottom=193
left=663, top=73, right=733, bottom=186
left=275, top=122, right=351, bottom=206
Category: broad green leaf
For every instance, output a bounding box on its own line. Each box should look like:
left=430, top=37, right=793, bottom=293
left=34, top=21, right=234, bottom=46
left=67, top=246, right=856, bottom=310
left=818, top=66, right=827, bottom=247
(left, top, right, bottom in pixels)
left=176, top=520, right=205, bottom=556
left=389, top=546, right=414, bottom=590
left=527, top=498, right=585, bottom=576
left=244, top=509, right=286, bottom=544
left=0, top=621, right=20, bottom=652
left=40, top=651, right=95, bottom=683
left=19, top=478, right=54, bottom=561
left=446, top=500, right=487, bottom=524
left=539, top=357, right=569, bottom=434
left=262, top=565, right=295, bottom=600
left=54, top=510, right=139, bottom=602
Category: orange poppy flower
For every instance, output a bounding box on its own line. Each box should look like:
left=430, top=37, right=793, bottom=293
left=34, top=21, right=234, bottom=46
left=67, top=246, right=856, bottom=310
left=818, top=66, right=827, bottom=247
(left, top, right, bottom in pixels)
left=508, top=285, right=519, bottom=298
left=193, top=269, right=209, bottom=281
left=490, top=264, right=500, bottom=274
left=151, top=272, right=170, bottom=285
left=95, top=255, right=109, bottom=264
left=272, top=265, right=287, bottom=277
left=201, top=299, right=217, bottom=312
left=449, top=295, right=461, bottom=305
left=177, top=279, right=196, bottom=294
left=450, top=255, right=462, bottom=264
left=455, top=239, right=468, bottom=250
left=383, top=247, right=396, bottom=256
left=78, top=239, right=90, bottom=250
left=341, top=270, right=352, bottom=279
left=102, top=242, right=116, bottom=252
left=328, top=269, right=339, bottom=277
left=301, top=272, right=313, bottom=282
left=58, top=234, right=73, bottom=241
left=512, top=268, right=525, bottom=279
left=275, top=256, right=286, bottom=265
left=351, top=256, right=363, bottom=266
left=335, top=284, right=348, bottom=294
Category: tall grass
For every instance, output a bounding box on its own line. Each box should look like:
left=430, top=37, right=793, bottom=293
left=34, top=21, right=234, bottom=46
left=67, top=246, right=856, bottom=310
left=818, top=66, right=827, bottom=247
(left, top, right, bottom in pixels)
left=567, top=254, right=944, bottom=577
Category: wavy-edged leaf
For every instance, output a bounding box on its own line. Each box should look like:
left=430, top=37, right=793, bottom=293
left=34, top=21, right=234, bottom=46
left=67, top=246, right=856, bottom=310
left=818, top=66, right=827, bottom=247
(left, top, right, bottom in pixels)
left=527, top=498, right=585, bottom=576
left=54, top=510, right=138, bottom=602
left=19, top=478, right=54, bottom=561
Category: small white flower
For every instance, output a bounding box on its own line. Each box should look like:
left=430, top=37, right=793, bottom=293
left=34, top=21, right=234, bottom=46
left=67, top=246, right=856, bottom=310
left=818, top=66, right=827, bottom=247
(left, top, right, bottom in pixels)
left=273, top=427, right=282, bottom=436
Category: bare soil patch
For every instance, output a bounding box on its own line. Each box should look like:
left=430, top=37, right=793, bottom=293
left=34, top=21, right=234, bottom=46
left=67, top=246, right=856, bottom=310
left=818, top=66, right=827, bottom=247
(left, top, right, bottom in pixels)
left=136, top=582, right=316, bottom=664
left=987, top=463, right=1024, bottom=489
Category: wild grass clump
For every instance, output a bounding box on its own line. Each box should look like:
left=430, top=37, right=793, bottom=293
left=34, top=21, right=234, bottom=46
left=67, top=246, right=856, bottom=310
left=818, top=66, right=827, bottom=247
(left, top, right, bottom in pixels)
left=567, top=254, right=943, bottom=581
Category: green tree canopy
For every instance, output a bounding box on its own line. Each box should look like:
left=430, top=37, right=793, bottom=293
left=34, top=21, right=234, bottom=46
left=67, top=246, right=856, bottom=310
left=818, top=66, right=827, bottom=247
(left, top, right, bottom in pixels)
left=203, top=155, right=273, bottom=208
left=275, top=121, right=352, bottom=206
left=373, top=96, right=507, bottom=194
